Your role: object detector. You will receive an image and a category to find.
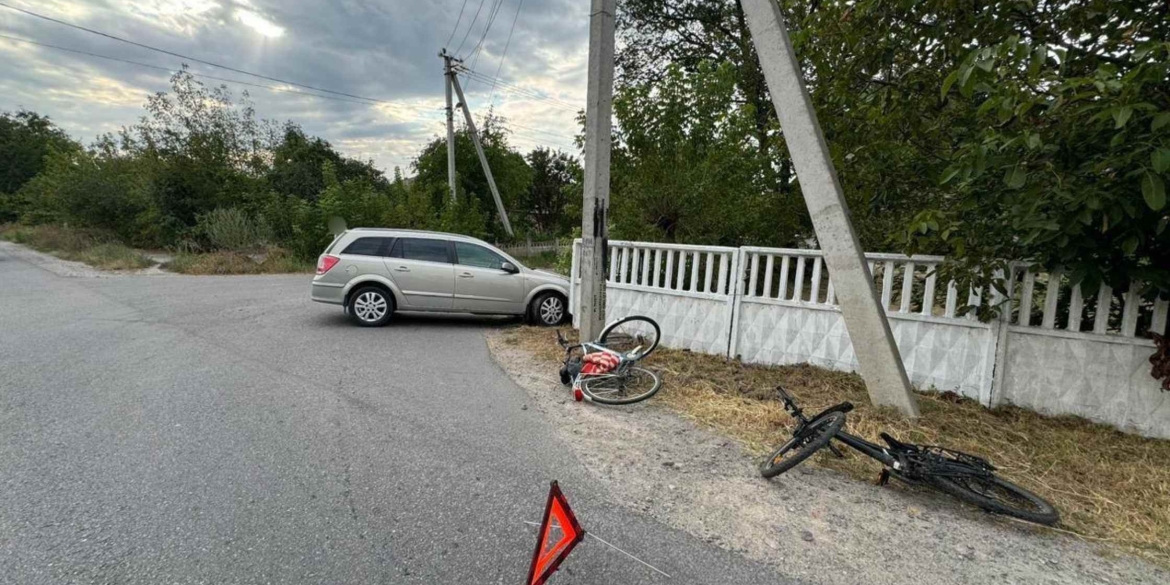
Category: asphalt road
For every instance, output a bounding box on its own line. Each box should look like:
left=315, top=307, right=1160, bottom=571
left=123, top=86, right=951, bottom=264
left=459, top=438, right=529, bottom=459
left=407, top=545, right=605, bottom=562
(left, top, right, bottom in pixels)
left=0, top=246, right=795, bottom=585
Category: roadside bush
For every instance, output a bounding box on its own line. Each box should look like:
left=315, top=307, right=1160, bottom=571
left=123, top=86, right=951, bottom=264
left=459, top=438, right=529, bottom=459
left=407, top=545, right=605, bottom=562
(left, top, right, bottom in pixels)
left=0, top=224, right=152, bottom=270
left=196, top=207, right=271, bottom=251
left=16, top=148, right=156, bottom=245
left=163, top=247, right=312, bottom=275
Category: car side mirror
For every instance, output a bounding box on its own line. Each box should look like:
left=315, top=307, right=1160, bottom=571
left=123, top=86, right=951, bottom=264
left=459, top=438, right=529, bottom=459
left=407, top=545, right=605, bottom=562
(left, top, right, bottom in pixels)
left=501, top=261, right=519, bottom=274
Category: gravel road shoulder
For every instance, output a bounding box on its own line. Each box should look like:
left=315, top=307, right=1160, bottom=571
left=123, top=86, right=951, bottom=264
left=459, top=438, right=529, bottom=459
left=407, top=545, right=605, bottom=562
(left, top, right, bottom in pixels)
left=486, top=330, right=1168, bottom=585
left=0, top=240, right=169, bottom=278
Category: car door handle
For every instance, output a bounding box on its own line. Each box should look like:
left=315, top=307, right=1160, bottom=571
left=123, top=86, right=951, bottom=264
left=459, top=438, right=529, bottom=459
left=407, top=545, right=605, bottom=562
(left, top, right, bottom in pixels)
left=458, top=272, right=474, bottom=278
left=394, top=266, right=410, bottom=272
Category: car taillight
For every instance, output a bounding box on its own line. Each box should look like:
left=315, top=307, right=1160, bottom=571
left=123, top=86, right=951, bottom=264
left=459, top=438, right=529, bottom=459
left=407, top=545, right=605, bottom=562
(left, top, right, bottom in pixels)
left=317, top=255, right=340, bottom=275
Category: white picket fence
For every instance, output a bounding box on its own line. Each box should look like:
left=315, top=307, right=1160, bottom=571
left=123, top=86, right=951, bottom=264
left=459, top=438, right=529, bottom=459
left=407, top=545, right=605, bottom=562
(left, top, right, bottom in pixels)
left=569, top=240, right=1170, bottom=439
left=497, top=238, right=570, bottom=258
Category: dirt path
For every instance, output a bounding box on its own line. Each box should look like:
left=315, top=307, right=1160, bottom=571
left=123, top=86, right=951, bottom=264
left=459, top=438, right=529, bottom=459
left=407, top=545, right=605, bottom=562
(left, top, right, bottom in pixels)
left=486, top=331, right=1167, bottom=585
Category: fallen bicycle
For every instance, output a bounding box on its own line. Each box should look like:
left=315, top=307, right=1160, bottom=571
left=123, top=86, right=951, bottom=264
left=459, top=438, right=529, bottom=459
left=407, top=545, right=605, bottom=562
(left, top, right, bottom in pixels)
left=760, top=386, right=1059, bottom=526
left=556, top=316, right=662, bottom=405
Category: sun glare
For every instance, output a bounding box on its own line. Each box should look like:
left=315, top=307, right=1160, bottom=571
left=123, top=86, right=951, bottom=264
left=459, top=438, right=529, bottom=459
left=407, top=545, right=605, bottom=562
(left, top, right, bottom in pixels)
left=235, top=9, right=284, bottom=39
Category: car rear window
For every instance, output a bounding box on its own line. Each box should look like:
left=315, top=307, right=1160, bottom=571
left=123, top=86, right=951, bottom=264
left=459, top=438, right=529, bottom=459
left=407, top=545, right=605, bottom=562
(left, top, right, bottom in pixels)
left=390, top=238, right=451, bottom=263
left=341, top=237, right=393, bottom=256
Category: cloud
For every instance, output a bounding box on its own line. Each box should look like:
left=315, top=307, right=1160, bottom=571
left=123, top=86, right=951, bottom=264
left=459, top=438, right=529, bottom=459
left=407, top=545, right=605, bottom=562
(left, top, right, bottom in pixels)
left=0, top=0, right=591, bottom=172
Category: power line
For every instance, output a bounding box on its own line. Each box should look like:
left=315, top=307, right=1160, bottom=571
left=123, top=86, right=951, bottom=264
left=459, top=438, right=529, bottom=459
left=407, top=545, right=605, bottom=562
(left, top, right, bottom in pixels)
left=453, top=0, right=489, bottom=56
left=0, top=33, right=383, bottom=107
left=468, top=0, right=506, bottom=60
left=463, top=0, right=506, bottom=91
left=443, top=0, right=470, bottom=49
left=488, top=0, right=525, bottom=108
left=0, top=2, right=392, bottom=106
left=461, top=69, right=579, bottom=111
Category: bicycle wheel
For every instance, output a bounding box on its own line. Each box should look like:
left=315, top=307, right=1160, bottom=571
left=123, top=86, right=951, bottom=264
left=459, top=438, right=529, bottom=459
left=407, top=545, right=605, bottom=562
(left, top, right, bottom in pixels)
left=929, top=473, right=1059, bottom=526
left=598, top=316, right=660, bottom=360
left=759, top=411, right=846, bottom=479
left=580, top=367, right=661, bottom=405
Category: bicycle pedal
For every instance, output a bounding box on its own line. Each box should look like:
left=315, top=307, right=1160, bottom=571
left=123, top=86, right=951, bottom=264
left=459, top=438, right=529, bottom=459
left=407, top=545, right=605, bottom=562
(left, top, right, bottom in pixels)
left=876, top=469, right=891, bottom=486
left=573, top=388, right=584, bottom=402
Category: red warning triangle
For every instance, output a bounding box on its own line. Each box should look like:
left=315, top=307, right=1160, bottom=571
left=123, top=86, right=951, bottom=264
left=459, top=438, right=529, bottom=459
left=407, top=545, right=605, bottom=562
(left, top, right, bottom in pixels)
left=526, top=481, right=585, bottom=585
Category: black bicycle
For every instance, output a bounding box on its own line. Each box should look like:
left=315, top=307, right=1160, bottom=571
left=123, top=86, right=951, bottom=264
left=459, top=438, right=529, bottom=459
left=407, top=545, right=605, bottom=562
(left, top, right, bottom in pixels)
left=761, top=386, right=1059, bottom=526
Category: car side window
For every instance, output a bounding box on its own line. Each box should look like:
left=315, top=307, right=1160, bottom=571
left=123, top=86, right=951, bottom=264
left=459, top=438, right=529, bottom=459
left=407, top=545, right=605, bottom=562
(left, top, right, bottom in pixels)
left=454, top=242, right=506, bottom=270
left=341, top=237, right=392, bottom=256
left=390, top=238, right=452, bottom=263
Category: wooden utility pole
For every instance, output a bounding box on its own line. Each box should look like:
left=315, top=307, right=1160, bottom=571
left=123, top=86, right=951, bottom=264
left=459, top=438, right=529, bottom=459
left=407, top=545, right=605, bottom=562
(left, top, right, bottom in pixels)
left=739, top=0, right=919, bottom=417
left=450, top=72, right=514, bottom=236
left=578, top=0, right=617, bottom=341
left=441, top=50, right=457, bottom=202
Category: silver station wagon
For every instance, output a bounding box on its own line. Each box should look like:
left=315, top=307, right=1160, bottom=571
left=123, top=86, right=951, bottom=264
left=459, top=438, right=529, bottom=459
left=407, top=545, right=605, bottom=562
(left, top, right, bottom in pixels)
left=311, top=228, right=571, bottom=327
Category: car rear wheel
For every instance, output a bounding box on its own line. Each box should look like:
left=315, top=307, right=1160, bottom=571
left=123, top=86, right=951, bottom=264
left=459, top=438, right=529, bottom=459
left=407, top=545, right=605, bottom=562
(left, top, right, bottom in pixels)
left=530, top=292, right=566, bottom=326
left=348, top=286, right=394, bottom=327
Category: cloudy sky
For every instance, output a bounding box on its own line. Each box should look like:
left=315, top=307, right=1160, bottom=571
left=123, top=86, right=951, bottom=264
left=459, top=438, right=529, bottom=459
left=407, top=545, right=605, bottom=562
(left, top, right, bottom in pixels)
left=0, top=0, right=589, bottom=173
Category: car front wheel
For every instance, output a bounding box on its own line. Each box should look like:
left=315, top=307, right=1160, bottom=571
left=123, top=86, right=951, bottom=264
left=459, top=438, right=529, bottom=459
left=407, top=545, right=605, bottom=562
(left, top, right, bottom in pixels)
left=348, top=286, right=394, bottom=327
left=530, top=292, right=566, bottom=326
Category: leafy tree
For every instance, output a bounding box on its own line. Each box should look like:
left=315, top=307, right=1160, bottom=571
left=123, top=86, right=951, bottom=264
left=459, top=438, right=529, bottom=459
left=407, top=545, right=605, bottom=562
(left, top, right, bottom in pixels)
left=412, top=114, right=533, bottom=241
left=902, top=1, right=1170, bottom=301
left=268, top=124, right=386, bottom=201
left=611, top=61, right=798, bottom=246
left=523, top=147, right=581, bottom=236
left=15, top=145, right=155, bottom=245
left=0, top=111, right=81, bottom=220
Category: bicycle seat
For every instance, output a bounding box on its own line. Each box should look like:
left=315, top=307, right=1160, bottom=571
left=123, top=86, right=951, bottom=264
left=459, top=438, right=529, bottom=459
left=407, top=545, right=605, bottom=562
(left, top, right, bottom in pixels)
left=880, top=432, right=912, bottom=451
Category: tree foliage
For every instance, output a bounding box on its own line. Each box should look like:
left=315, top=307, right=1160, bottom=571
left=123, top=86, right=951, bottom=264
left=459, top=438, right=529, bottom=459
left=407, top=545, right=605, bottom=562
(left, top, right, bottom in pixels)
left=617, top=0, right=1169, bottom=303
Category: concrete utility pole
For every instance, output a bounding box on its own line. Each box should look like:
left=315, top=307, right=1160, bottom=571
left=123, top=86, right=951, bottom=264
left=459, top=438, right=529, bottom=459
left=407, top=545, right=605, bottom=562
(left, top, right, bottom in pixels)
left=739, top=0, right=919, bottom=417
left=450, top=71, right=514, bottom=236
left=577, top=0, right=617, bottom=342
left=441, top=50, right=457, bottom=202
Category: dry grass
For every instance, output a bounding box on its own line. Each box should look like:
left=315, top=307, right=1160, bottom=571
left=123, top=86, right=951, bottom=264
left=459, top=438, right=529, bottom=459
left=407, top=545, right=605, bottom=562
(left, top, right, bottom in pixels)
left=0, top=224, right=153, bottom=270
left=504, top=325, right=1170, bottom=564
left=163, top=249, right=313, bottom=275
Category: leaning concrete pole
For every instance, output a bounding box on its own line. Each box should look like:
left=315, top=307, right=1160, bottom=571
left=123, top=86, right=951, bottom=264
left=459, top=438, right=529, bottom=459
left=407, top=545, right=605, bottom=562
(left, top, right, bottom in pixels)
left=739, top=0, right=919, bottom=417
left=450, top=73, right=514, bottom=236
left=577, top=0, right=617, bottom=341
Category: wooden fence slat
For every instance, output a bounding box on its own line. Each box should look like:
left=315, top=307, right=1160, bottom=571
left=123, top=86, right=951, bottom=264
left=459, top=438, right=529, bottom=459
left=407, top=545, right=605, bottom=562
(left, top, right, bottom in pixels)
left=704, top=252, right=715, bottom=293
left=619, top=248, right=629, bottom=284
left=609, top=247, right=618, bottom=282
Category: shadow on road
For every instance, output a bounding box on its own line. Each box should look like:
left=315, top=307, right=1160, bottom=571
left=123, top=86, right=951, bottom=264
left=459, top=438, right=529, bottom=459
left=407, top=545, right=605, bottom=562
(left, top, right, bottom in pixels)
left=307, top=309, right=527, bottom=331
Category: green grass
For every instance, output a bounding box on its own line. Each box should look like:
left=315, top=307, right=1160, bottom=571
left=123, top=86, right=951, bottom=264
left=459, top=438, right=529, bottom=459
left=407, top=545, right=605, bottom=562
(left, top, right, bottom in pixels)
left=0, top=224, right=153, bottom=270
left=517, top=250, right=566, bottom=273
left=163, top=250, right=314, bottom=275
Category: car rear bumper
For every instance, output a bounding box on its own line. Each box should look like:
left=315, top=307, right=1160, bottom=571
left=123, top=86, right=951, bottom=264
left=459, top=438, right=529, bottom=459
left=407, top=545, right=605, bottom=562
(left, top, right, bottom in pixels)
left=310, top=281, right=345, bottom=305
